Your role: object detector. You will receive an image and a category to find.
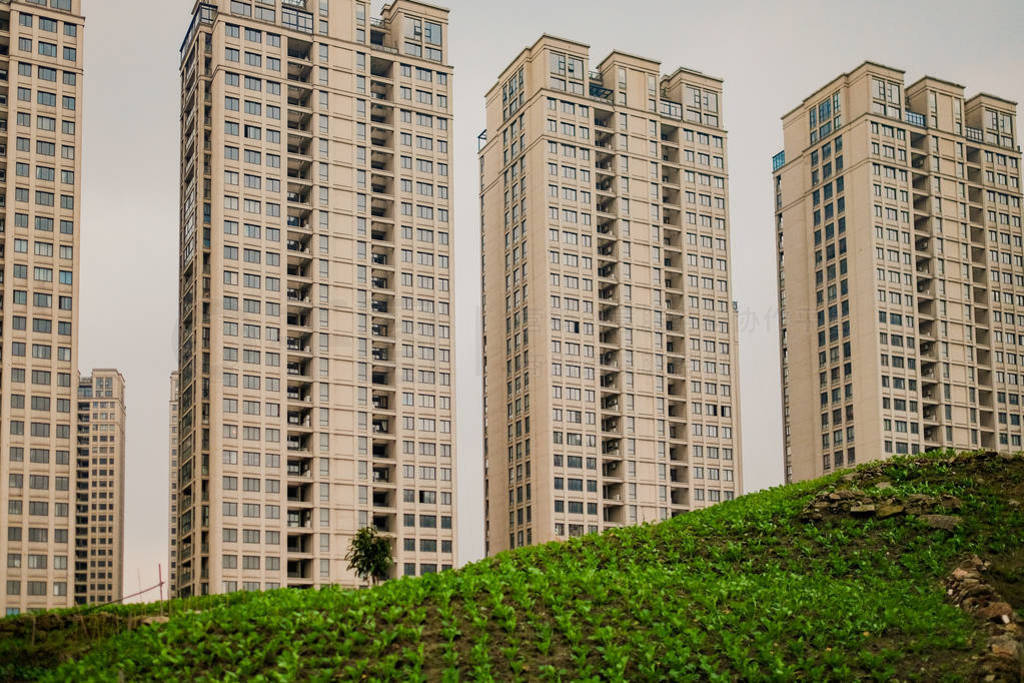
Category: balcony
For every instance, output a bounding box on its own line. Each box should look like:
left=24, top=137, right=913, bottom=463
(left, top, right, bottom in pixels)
left=286, top=136, right=311, bottom=157
left=287, top=189, right=310, bottom=205
left=370, top=80, right=393, bottom=101
left=286, top=213, right=311, bottom=231
left=601, top=461, right=623, bottom=480
left=286, top=561, right=314, bottom=585
left=287, top=411, right=312, bottom=429
left=589, top=82, right=612, bottom=103
left=370, top=55, right=394, bottom=79
left=905, top=111, right=926, bottom=128
left=369, top=25, right=398, bottom=55
left=287, top=86, right=311, bottom=109
left=286, top=35, right=312, bottom=61
left=602, top=484, right=625, bottom=505
left=286, top=237, right=309, bottom=253
left=287, top=262, right=311, bottom=279
left=287, top=337, right=310, bottom=353
left=372, top=490, right=395, bottom=509
left=287, top=109, right=312, bottom=136
left=370, top=149, right=394, bottom=173
left=287, top=510, right=313, bottom=529
left=370, top=175, right=393, bottom=194
left=287, top=168, right=312, bottom=197
left=370, top=127, right=393, bottom=149
left=287, top=483, right=313, bottom=505
left=286, top=313, right=309, bottom=329
left=287, top=61, right=312, bottom=85
left=371, top=515, right=393, bottom=533
left=287, top=287, right=311, bottom=305
left=286, top=534, right=312, bottom=554
left=370, top=197, right=393, bottom=219
left=659, top=99, right=682, bottom=120
left=287, top=459, right=312, bottom=479
left=286, top=362, right=310, bottom=378
left=286, top=387, right=311, bottom=403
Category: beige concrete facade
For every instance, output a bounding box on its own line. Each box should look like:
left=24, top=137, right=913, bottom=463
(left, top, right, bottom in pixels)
left=0, top=0, right=84, bottom=615
left=75, top=369, right=125, bottom=606
left=168, top=371, right=179, bottom=597
left=480, top=36, right=743, bottom=555
left=774, top=62, right=1023, bottom=483
left=176, top=0, right=456, bottom=597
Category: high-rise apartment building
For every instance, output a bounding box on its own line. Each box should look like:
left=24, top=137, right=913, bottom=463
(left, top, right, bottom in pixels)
left=176, top=0, right=456, bottom=597
left=773, top=62, right=1023, bottom=483
left=480, top=36, right=743, bottom=555
left=74, top=370, right=126, bottom=606
left=0, top=0, right=84, bottom=616
left=168, top=371, right=179, bottom=597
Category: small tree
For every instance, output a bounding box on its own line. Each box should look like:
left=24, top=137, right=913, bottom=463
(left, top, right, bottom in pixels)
left=346, top=526, right=393, bottom=586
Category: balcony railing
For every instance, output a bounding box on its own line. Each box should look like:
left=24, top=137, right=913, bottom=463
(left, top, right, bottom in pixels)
left=589, top=83, right=612, bottom=102
left=905, top=111, right=926, bottom=128
left=966, top=127, right=984, bottom=143
left=659, top=100, right=682, bottom=120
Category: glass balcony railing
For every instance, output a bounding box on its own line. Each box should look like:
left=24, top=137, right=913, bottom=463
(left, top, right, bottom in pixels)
left=905, top=111, right=926, bottom=128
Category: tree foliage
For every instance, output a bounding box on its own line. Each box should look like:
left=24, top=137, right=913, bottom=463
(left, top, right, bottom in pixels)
left=345, top=526, right=393, bottom=585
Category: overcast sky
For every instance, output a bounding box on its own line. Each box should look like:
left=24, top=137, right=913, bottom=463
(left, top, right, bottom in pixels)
left=78, top=0, right=1024, bottom=598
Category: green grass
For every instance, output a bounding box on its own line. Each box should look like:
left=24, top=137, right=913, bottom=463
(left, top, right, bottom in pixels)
left=3, top=449, right=1022, bottom=681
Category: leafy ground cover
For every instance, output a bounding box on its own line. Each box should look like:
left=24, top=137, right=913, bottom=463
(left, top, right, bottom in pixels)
left=3, top=449, right=1023, bottom=681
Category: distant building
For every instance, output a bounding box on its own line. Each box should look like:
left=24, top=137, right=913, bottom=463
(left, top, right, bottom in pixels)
left=168, top=371, right=179, bottom=597
left=75, top=370, right=127, bottom=605
left=773, top=62, right=1023, bottom=482
left=0, top=0, right=86, bottom=616
left=480, top=36, right=743, bottom=555
left=174, top=0, right=457, bottom=596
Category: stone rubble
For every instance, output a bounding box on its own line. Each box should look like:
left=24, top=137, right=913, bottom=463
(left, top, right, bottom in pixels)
left=799, top=486, right=963, bottom=524
left=945, top=555, right=1024, bottom=680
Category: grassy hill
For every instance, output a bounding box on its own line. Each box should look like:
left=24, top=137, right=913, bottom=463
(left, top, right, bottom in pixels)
left=2, top=449, right=1023, bottom=681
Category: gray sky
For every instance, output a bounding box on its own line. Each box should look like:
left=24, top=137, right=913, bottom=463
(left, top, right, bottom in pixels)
left=79, top=0, right=1024, bottom=598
